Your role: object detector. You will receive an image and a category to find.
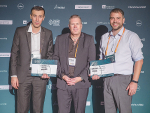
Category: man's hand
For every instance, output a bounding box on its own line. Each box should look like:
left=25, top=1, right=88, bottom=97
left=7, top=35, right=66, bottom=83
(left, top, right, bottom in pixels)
left=69, top=77, right=82, bottom=85
left=92, top=75, right=100, bottom=80
left=11, top=77, right=19, bottom=89
left=41, top=74, right=50, bottom=79
left=63, top=76, right=82, bottom=86
left=62, top=75, right=72, bottom=85
left=126, top=59, right=143, bottom=96
left=126, top=82, right=138, bottom=96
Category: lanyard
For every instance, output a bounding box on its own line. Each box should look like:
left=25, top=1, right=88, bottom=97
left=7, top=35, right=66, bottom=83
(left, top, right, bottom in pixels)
left=105, top=28, right=125, bottom=56
left=75, top=39, right=79, bottom=58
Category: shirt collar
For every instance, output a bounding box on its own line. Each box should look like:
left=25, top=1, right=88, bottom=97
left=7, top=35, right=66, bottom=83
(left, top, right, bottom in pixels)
left=28, top=24, right=41, bottom=33
left=68, top=32, right=83, bottom=40
left=109, top=26, right=124, bottom=38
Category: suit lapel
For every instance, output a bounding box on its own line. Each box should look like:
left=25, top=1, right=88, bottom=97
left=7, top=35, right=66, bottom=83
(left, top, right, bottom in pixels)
left=26, top=25, right=31, bottom=53
left=76, top=32, right=84, bottom=60
left=26, top=25, right=45, bottom=54
left=65, top=34, right=69, bottom=66
left=40, top=27, right=45, bottom=54
left=74, top=33, right=84, bottom=73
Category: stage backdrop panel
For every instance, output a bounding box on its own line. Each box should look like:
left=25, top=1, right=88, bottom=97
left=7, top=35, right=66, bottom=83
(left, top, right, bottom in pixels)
left=0, top=0, right=150, bottom=113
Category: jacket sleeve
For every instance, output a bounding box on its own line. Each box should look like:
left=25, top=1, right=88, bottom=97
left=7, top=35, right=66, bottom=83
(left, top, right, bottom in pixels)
left=77, top=36, right=96, bottom=81
left=53, top=36, right=62, bottom=79
left=10, top=28, right=20, bottom=77
left=47, top=30, right=53, bottom=60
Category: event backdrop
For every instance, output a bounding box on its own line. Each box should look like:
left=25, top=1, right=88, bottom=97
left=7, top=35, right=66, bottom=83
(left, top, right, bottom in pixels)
left=0, top=0, right=150, bottom=113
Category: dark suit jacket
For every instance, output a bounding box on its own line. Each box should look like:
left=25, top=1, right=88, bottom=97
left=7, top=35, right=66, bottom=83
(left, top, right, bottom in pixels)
left=10, top=25, right=53, bottom=83
left=53, top=32, right=96, bottom=90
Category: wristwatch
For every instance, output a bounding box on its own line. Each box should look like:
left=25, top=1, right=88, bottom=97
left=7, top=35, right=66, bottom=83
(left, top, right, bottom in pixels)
left=131, top=80, right=138, bottom=83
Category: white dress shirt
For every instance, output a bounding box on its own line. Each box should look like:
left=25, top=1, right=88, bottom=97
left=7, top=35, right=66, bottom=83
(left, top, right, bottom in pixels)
left=28, top=24, right=41, bottom=60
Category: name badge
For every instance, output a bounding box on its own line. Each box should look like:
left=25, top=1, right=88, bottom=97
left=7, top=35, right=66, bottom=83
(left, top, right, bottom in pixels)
left=30, top=54, right=41, bottom=67
left=105, top=54, right=115, bottom=63
left=68, top=58, right=76, bottom=66
left=32, top=54, right=41, bottom=59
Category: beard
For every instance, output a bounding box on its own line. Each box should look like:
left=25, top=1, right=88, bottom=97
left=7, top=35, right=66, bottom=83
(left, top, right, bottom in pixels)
left=111, top=22, right=123, bottom=31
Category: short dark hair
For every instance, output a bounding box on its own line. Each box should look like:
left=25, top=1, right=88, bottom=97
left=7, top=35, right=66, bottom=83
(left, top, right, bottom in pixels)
left=30, top=6, right=45, bottom=16
left=69, top=15, right=82, bottom=24
left=110, top=8, right=124, bottom=18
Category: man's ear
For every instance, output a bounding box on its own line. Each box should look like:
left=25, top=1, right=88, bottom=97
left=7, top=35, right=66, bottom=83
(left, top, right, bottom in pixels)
left=43, top=16, right=45, bottom=21
left=30, top=14, right=32, bottom=19
left=123, top=18, right=125, bottom=24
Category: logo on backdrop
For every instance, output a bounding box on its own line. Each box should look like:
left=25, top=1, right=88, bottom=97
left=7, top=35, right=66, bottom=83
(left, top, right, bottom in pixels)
left=23, top=20, right=28, bottom=24
left=48, top=83, right=57, bottom=90
left=136, top=85, right=141, bottom=91
left=75, top=5, right=92, bottom=9
left=0, top=20, right=13, bottom=25
left=102, top=5, right=115, bottom=9
left=17, top=3, right=24, bottom=10
left=141, top=38, right=145, bottom=42
left=82, top=22, right=87, bottom=25
left=0, top=38, right=7, bottom=40
left=0, top=53, right=11, bottom=57
left=86, top=101, right=90, bottom=106
left=0, top=85, right=12, bottom=90
left=0, top=70, right=7, bottom=73
left=54, top=4, right=65, bottom=9
left=97, top=22, right=110, bottom=25
left=141, top=70, right=144, bottom=73
left=131, top=104, right=144, bottom=107
left=0, top=5, right=7, bottom=7
left=0, top=103, right=7, bottom=106
left=128, top=6, right=146, bottom=8
left=53, top=37, right=57, bottom=42
left=34, top=5, right=44, bottom=8
left=97, top=22, right=126, bottom=25
left=136, top=20, right=142, bottom=26
left=48, top=19, right=60, bottom=26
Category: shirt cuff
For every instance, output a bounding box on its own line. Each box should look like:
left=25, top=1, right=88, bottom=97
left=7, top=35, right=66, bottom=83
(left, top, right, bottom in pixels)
left=61, top=73, right=65, bottom=79
left=134, top=56, right=144, bottom=62
left=11, top=75, right=17, bottom=77
left=80, top=77, right=85, bottom=82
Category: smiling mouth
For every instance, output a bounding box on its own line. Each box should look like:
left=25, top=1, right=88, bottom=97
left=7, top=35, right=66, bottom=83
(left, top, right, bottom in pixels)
left=112, top=23, right=118, bottom=26
left=73, top=29, right=78, bottom=31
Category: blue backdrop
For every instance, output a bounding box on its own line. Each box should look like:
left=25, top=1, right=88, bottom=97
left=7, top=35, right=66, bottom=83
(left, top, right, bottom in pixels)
left=0, top=0, right=150, bottom=113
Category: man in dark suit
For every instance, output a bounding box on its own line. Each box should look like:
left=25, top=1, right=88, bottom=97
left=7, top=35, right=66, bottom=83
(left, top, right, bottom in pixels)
left=10, top=6, right=53, bottom=113
left=53, top=15, right=96, bottom=113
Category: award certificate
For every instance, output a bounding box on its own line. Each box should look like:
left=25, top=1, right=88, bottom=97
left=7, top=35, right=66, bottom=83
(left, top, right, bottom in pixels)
left=31, top=59, right=57, bottom=77
left=90, top=55, right=115, bottom=77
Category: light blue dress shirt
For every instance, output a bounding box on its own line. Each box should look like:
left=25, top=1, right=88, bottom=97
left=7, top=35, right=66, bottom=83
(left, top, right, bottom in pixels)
left=99, top=27, right=144, bottom=75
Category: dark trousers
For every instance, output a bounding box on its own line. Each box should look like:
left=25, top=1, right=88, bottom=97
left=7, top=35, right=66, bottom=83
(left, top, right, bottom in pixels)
left=104, top=74, right=132, bottom=113
left=57, top=86, right=89, bottom=113
left=17, top=76, right=48, bottom=113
